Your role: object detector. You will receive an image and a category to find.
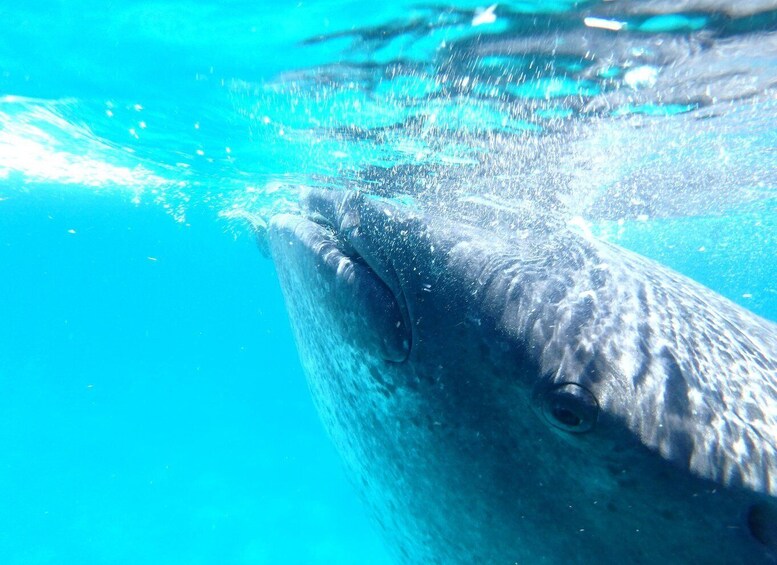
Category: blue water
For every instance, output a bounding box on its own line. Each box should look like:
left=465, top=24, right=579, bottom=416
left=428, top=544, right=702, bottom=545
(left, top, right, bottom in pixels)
left=0, top=192, right=389, bottom=564
left=1, top=1, right=776, bottom=563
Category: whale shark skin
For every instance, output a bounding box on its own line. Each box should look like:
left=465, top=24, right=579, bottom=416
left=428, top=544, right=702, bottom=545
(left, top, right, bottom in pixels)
left=268, top=190, right=777, bottom=564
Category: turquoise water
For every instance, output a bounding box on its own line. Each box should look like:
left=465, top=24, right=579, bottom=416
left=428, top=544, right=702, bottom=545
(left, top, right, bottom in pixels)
left=1, top=1, right=776, bottom=563
left=0, top=192, right=388, bottom=564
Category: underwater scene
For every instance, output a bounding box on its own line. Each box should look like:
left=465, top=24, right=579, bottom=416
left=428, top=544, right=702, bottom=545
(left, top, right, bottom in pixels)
left=1, top=0, right=776, bottom=563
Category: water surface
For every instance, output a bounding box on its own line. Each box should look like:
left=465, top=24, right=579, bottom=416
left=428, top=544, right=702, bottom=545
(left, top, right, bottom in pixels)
left=1, top=1, right=776, bottom=563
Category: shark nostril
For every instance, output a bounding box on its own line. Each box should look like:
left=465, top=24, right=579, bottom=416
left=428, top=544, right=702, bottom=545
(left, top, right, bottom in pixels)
left=539, top=382, right=599, bottom=434
left=748, top=502, right=777, bottom=549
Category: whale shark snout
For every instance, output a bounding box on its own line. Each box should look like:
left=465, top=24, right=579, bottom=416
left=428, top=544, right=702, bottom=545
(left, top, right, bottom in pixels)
left=268, top=189, right=777, bottom=564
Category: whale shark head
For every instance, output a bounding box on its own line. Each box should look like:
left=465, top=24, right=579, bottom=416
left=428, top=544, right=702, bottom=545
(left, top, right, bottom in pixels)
left=268, top=189, right=777, bottom=563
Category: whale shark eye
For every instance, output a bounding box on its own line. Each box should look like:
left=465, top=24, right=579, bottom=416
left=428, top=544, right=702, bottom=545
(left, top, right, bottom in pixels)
left=540, top=383, right=599, bottom=434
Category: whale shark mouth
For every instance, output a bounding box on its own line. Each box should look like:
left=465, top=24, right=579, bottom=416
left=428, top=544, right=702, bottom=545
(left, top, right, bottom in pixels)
left=270, top=192, right=412, bottom=364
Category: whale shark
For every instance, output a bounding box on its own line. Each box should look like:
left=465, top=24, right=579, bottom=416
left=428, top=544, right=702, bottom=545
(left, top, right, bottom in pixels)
left=267, top=189, right=777, bottom=564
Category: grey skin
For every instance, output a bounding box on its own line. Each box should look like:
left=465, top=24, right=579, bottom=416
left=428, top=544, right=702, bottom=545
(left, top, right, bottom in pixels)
left=268, top=189, right=777, bottom=564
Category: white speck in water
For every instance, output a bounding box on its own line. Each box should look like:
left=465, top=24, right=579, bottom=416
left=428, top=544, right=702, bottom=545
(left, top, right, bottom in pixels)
left=743, top=293, right=753, bottom=298
left=568, top=216, right=593, bottom=236
left=624, top=66, right=658, bottom=89
left=583, top=17, right=624, bottom=31
left=67, top=229, right=76, bottom=234
left=472, top=4, right=497, bottom=26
